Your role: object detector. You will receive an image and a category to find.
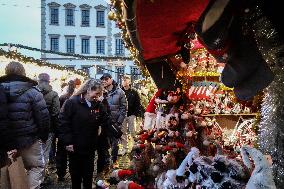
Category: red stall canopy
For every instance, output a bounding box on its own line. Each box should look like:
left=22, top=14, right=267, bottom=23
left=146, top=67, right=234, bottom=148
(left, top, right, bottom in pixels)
left=136, top=0, right=209, bottom=60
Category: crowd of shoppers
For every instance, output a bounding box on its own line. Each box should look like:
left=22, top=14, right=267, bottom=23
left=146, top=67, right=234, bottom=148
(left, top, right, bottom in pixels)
left=0, top=61, right=143, bottom=189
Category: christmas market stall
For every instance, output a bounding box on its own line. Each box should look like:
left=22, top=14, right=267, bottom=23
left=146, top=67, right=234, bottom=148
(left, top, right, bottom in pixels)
left=95, top=0, right=284, bottom=188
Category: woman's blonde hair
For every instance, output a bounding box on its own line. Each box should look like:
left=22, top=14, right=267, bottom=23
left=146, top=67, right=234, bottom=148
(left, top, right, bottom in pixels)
left=73, top=79, right=103, bottom=96
left=5, top=61, right=26, bottom=76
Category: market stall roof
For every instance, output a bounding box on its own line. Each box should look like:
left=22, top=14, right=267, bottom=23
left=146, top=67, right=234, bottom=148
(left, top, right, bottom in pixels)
left=135, top=0, right=209, bottom=61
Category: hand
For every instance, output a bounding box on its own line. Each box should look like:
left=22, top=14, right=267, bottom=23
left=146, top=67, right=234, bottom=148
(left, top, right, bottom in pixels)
left=7, top=149, right=17, bottom=159
left=66, top=145, right=74, bottom=152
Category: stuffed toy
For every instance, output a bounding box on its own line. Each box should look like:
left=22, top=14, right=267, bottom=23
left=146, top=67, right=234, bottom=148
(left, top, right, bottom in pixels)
left=241, top=146, right=276, bottom=189
left=96, top=180, right=110, bottom=189
left=176, top=147, right=200, bottom=177
left=117, top=180, right=144, bottom=189
left=144, top=89, right=164, bottom=130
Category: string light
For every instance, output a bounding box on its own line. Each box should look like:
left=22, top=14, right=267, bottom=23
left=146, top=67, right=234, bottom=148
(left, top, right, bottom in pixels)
left=0, top=49, right=87, bottom=77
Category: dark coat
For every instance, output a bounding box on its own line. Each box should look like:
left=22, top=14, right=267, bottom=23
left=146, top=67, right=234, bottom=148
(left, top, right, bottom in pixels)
left=0, top=74, right=50, bottom=150
left=106, top=81, right=127, bottom=125
left=122, top=86, right=142, bottom=117
left=0, top=84, right=8, bottom=150
left=59, top=93, right=72, bottom=107
left=58, top=95, right=111, bottom=155
left=38, top=82, right=60, bottom=133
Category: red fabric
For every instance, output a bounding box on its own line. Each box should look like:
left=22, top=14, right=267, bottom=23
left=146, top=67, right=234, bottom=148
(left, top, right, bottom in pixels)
left=128, top=182, right=144, bottom=189
left=136, top=0, right=209, bottom=60
left=163, top=146, right=173, bottom=151
left=175, top=142, right=185, bottom=148
left=146, top=89, right=163, bottom=113
left=118, top=170, right=135, bottom=178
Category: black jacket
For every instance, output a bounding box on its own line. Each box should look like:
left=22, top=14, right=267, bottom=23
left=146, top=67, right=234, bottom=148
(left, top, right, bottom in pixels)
left=58, top=95, right=111, bottom=154
left=38, top=82, right=60, bottom=133
left=0, top=84, right=8, bottom=151
left=122, top=87, right=142, bottom=117
left=0, top=74, right=50, bottom=150
left=59, top=93, right=72, bottom=107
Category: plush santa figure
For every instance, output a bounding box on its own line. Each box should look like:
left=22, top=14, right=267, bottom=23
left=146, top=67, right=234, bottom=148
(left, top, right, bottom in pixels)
left=144, top=89, right=164, bottom=130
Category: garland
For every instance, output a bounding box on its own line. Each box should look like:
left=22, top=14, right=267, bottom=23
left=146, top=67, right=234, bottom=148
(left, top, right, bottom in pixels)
left=0, top=43, right=132, bottom=61
left=0, top=49, right=87, bottom=77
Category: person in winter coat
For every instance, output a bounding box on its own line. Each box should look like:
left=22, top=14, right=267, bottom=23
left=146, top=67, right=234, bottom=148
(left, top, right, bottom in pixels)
left=37, top=73, right=60, bottom=165
left=0, top=61, right=50, bottom=188
left=56, top=79, right=76, bottom=181
left=0, top=84, right=8, bottom=168
left=120, top=75, right=142, bottom=155
left=96, top=89, right=112, bottom=177
left=58, top=79, right=111, bottom=189
left=101, top=73, right=127, bottom=168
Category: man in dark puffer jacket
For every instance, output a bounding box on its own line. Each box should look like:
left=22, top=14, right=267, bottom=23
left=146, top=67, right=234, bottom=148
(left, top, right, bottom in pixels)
left=0, top=61, right=50, bottom=188
left=0, top=84, right=8, bottom=168
left=38, top=73, right=60, bottom=165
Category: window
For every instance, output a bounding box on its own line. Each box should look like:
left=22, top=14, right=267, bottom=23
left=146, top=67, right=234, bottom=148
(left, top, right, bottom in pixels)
left=66, top=65, right=75, bottom=70
left=96, top=39, right=105, bottom=54
left=115, top=38, right=124, bottom=55
left=50, top=8, right=59, bottom=25
left=81, top=38, right=90, bottom=54
left=131, top=66, right=141, bottom=81
left=50, top=37, right=59, bottom=52
left=66, top=9, right=74, bottom=26
left=116, top=66, right=125, bottom=84
left=97, top=11, right=105, bottom=27
left=97, top=65, right=105, bottom=75
left=81, top=65, right=91, bottom=76
left=81, top=9, right=90, bottom=26
left=66, top=38, right=75, bottom=53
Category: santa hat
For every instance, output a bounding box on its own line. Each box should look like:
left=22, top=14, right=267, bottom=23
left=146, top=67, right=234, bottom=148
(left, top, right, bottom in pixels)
left=110, top=169, right=135, bottom=181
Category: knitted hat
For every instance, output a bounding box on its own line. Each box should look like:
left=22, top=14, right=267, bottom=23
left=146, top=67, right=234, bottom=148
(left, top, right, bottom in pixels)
left=38, top=73, right=50, bottom=82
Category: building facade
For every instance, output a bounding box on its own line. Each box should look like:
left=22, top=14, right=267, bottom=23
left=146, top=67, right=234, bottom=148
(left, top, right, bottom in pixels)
left=41, top=0, right=141, bottom=82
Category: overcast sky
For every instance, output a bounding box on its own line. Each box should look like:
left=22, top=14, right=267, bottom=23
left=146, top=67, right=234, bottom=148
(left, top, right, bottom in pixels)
left=0, top=0, right=41, bottom=58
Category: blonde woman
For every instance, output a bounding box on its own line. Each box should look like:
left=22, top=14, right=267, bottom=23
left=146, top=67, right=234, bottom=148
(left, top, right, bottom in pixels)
left=58, top=79, right=111, bottom=189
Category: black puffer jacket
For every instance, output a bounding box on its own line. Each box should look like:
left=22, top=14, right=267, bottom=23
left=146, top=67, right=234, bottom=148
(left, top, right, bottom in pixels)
left=38, top=82, right=60, bottom=133
left=0, top=84, right=8, bottom=150
left=122, top=87, right=142, bottom=117
left=0, top=74, right=50, bottom=150
left=58, top=95, right=111, bottom=155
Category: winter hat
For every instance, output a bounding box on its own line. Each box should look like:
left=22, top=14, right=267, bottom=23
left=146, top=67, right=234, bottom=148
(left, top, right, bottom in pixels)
left=38, top=73, right=50, bottom=83
left=100, top=73, right=112, bottom=80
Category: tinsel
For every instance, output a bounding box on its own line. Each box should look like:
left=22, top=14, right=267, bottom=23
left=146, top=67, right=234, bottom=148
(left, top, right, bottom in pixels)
left=258, top=68, right=284, bottom=187
left=248, top=2, right=284, bottom=187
